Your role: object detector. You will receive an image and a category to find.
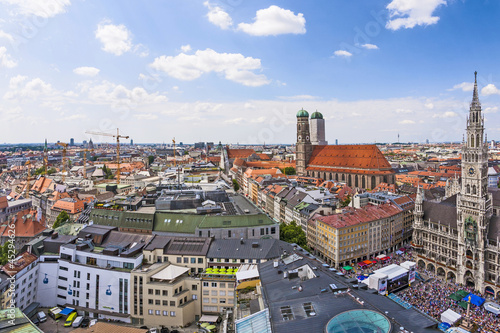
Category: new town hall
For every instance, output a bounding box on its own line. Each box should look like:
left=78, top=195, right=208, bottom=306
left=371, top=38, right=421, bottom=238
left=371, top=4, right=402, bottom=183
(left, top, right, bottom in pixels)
left=412, top=72, right=500, bottom=297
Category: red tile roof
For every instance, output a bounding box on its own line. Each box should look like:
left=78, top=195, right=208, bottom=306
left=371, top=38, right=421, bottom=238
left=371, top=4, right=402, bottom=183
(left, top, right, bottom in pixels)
left=317, top=203, right=401, bottom=229
left=307, top=145, right=393, bottom=174
left=0, top=208, right=46, bottom=240
left=1, top=252, right=38, bottom=277
left=227, top=149, right=256, bottom=159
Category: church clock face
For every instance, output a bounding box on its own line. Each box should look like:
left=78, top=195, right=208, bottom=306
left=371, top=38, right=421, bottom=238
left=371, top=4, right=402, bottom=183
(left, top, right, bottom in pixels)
left=298, top=135, right=302, bottom=141
left=468, top=167, right=476, bottom=176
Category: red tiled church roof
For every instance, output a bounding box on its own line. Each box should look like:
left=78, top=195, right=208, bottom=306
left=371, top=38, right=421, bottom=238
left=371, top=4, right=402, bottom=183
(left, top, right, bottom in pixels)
left=227, top=149, right=256, bottom=159
left=307, top=145, right=393, bottom=174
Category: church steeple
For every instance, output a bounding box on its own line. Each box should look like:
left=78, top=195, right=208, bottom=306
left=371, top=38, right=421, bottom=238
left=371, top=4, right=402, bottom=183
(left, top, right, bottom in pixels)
left=472, top=71, right=480, bottom=107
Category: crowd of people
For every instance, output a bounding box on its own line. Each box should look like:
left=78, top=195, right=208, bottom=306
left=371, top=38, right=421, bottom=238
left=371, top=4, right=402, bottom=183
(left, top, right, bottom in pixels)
left=338, top=249, right=500, bottom=332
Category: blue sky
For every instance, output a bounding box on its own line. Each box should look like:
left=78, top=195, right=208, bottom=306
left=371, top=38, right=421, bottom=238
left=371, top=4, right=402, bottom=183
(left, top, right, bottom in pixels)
left=1, top=0, right=500, bottom=144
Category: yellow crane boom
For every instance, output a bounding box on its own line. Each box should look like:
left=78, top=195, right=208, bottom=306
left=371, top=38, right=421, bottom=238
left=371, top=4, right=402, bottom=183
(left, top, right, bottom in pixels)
left=24, top=161, right=32, bottom=198
left=86, top=128, right=129, bottom=184
left=56, top=142, right=69, bottom=183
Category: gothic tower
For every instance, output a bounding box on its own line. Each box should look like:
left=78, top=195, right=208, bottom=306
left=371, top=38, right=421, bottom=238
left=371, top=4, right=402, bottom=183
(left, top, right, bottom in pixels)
left=296, top=109, right=312, bottom=176
left=456, top=71, right=493, bottom=290
left=310, top=110, right=328, bottom=146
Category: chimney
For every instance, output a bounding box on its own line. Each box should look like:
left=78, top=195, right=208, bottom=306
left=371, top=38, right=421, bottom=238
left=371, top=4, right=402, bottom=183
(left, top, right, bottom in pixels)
left=51, top=232, right=59, bottom=239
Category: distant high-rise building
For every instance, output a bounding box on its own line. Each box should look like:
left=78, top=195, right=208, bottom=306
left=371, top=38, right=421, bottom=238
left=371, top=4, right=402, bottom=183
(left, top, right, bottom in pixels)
left=426, top=139, right=429, bottom=144
left=70, top=138, right=75, bottom=146
left=88, top=138, right=94, bottom=150
left=207, top=142, right=214, bottom=151
left=194, top=142, right=205, bottom=149
left=83, top=140, right=87, bottom=146
left=491, top=140, right=496, bottom=148
left=335, top=139, right=338, bottom=145
left=130, top=139, right=134, bottom=145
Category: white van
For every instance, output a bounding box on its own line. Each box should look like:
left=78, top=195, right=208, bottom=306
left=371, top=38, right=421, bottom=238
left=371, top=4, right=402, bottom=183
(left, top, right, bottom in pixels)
left=72, top=316, right=84, bottom=328
left=37, top=311, right=47, bottom=323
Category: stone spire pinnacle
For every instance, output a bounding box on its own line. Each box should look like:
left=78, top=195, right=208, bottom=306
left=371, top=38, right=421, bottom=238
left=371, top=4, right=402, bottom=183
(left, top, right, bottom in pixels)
left=472, top=71, right=480, bottom=107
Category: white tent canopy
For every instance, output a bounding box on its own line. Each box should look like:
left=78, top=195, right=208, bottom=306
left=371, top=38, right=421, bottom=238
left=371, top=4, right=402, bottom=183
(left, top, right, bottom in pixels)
left=441, top=308, right=461, bottom=325
left=199, top=314, right=219, bottom=322
left=484, top=302, right=500, bottom=315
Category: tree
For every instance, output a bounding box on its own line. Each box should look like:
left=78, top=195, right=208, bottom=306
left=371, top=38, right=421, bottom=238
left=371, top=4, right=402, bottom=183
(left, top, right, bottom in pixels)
left=53, top=211, right=70, bottom=229
left=232, top=179, right=240, bottom=191
left=340, top=195, right=351, bottom=207
left=148, top=155, right=155, bottom=165
left=282, top=166, right=296, bottom=175
left=0, top=242, right=10, bottom=265
left=280, top=221, right=309, bottom=250
left=34, top=166, right=46, bottom=175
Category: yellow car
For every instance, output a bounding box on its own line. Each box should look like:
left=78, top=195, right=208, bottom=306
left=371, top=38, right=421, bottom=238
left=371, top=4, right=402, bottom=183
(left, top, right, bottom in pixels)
left=64, top=312, right=77, bottom=327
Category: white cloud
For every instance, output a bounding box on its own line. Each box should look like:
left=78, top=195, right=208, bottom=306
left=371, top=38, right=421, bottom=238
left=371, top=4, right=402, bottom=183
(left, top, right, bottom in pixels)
left=134, top=113, right=158, bottom=120
left=204, top=1, right=233, bottom=30
left=95, top=22, right=132, bottom=56
left=432, top=111, right=457, bottom=118
left=386, top=0, right=447, bottom=30
left=395, top=108, right=412, bottom=114
left=361, top=43, right=379, bottom=50
left=449, top=82, right=474, bottom=92
left=133, top=43, right=149, bottom=57
left=181, top=44, right=192, bottom=53
left=482, top=84, right=500, bottom=96
left=399, top=119, right=415, bottom=124
left=79, top=80, right=168, bottom=108
left=484, top=106, right=498, bottom=114
left=150, top=48, right=270, bottom=87
left=73, top=66, right=100, bottom=77
left=333, top=50, right=352, bottom=57
left=0, top=46, right=17, bottom=68
left=424, top=102, right=434, bottom=109
left=238, top=6, right=305, bottom=36
left=1, top=0, right=71, bottom=18
left=60, top=114, right=87, bottom=121
left=0, top=30, right=13, bottom=41
left=278, top=95, right=318, bottom=101
left=4, top=76, right=53, bottom=100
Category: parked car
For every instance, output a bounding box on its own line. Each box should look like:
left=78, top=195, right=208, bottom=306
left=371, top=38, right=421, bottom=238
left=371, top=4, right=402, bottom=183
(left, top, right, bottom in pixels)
left=48, top=307, right=62, bottom=320
left=64, top=312, right=77, bottom=327
left=81, top=317, right=90, bottom=328
left=37, top=311, right=47, bottom=323
left=149, top=328, right=158, bottom=333
left=72, top=316, right=84, bottom=328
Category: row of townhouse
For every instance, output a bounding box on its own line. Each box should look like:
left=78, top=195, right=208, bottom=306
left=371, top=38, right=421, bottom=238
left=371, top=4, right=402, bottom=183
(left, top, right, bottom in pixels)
left=308, top=196, right=415, bottom=268
left=2, top=224, right=294, bottom=329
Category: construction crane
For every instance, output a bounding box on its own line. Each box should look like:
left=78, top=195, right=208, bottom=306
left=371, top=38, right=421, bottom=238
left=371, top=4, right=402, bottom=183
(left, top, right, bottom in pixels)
left=43, top=139, right=48, bottom=176
left=172, top=137, right=176, bottom=168
left=81, top=148, right=94, bottom=179
left=24, top=161, right=32, bottom=198
left=56, top=142, right=69, bottom=183
left=86, top=128, right=129, bottom=184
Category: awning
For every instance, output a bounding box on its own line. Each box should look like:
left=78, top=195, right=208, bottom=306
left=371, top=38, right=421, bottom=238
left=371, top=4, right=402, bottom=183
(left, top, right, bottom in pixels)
left=362, top=260, right=372, bottom=265
left=462, top=293, right=485, bottom=307
left=199, top=314, right=219, bottom=322
left=395, top=250, right=404, bottom=255
left=358, top=262, right=367, bottom=267
left=59, top=307, right=75, bottom=316
left=343, top=265, right=353, bottom=271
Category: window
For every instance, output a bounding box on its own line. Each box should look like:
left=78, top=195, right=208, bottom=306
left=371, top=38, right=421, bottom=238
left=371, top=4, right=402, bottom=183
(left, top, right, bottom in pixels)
left=123, top=262, right=134, bottom=269
left=198, top=258, right=203, bottom=264
left=260, top=228, right=264, bottom=236
left=87, top=273, right=90, bottom=280
left=220, top=283, right=225, bottom=288
left=170, top=311, right=176, bottom=317
left=211, top=298, right=217, bottom=304
left=86, top=283, right=90, bottom=290
left=211, top=290, right=217, bottom=296
left=203, top=290, right=209, bottom=295
left=184, top=257, right=189, bottom=263
left=148, top=299, right=153, bottom=305
left=59, top=276, right=68, bottom=281
left=203, top=282, right=209, bottom=287
left=155, top=289, right=160, bottom=295
left=155, top=310, right=160, bottom=316
left=211, top=282, right=217, bottom=287
left=203, top=297, right=209, bottom=303
left=162, top=290, right=168, bottom=296
left=163, top=300, right=168, bottom=306
left=192, top=285, right=197, bottom=291
left=177, top=257, right=182, bottom=263
left=170, top=301, right=175, bottom=306
left=148, top=310, right=153, bottom=315
left=220, top=299, right=226, bottom=304
left=163, top=311, right=168, bottom=316
left=60, top=266, right=68, bottom=271
left=155, top=300, right=160, bottom=305
left=271, top=227, right=276, bottom=234
left=148, top=289, right=153, bottom=295
left=219, top=291, right=226, bottom=296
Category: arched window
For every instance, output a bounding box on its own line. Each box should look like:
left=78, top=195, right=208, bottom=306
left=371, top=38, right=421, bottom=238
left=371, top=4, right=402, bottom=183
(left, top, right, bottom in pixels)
left=348, top=174, right=352, bottom=187
left=477, top=134, right=480, bottom=147
left=362, top=176, right=366, bottom=188
left=371, top=175, right=376, bottom=188
left=355, top=175, right=359, bottom=187
left=466, top=184, right=470, bottom=194
left=472, top=185, right=477, bottom=195
left=471, top=135, right=475, bottom=148
left=342, top=174, right=345, bottom=181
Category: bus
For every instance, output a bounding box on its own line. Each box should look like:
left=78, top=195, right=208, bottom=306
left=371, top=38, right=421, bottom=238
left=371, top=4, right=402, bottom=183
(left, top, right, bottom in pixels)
left=64, top=312, right=78, bottom=327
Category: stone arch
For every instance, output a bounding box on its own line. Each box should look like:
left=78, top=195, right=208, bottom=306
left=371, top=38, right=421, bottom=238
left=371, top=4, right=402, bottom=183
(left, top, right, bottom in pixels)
left=427, top=263, right=435, bottom=273
left=466, top=249, right=473, bottom=257
left=437, top=267, right=445, bottom=277
left=362, top=176, right=366, bottom=188
left=485, top=286, right=495, bottom=297
left=447, top=271, right=456, bottom=282
left=464, top=270, right=475, bottom=287
left=418, top=260, right=426, bottom=270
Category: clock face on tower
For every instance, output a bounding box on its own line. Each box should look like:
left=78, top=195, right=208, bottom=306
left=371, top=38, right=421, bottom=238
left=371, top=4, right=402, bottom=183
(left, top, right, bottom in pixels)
left=468, top=167, right=476, bottom=176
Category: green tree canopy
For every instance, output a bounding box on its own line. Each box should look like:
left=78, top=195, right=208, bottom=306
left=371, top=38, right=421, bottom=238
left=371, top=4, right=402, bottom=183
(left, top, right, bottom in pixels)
left=232, top=179, right=240, bottom=191
left=53, top=210, right=70, bottom=229
left=148, top=155, right=155, bottom=165
left=282, top=166, right=296, bottom=175
left=280, top=221, right=309, bottom=250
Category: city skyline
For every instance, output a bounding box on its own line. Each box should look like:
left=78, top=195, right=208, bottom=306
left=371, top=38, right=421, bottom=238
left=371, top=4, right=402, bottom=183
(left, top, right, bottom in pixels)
left=1, top=0, right=500, bottom=144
